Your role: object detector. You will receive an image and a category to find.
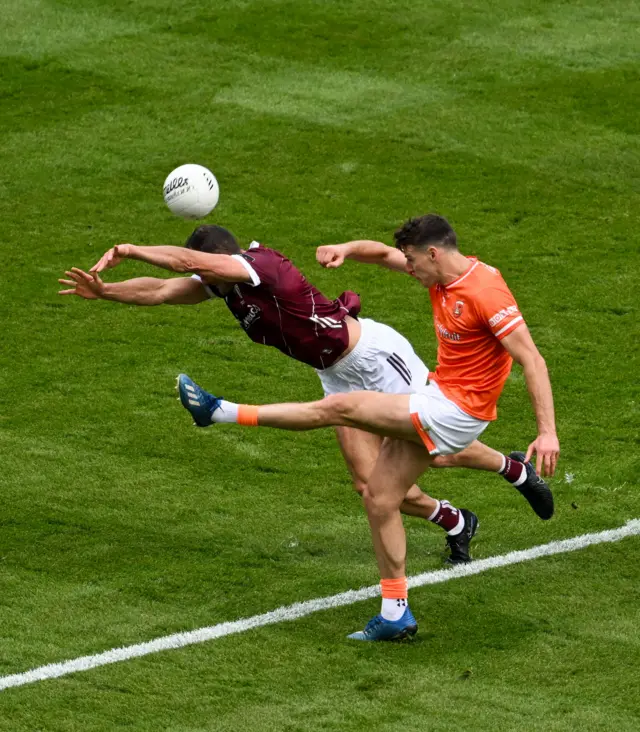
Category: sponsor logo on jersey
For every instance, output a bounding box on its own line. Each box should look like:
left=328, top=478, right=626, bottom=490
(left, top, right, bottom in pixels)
left=436, top=321, right=461, bottom=341
left=453, top=300, right=464, bottom=317
left=238, top=304, right=261, bottom=330
left=488, top=305, right=519, bottom=328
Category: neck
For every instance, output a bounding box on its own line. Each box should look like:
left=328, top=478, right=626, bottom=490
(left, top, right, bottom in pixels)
left=439, top=251, right=471, bottom=285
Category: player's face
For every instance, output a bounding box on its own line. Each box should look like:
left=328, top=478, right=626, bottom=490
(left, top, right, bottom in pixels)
left=403, top=245, right=439, bottom=287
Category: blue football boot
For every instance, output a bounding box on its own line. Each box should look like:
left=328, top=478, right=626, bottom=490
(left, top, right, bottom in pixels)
left=348, top=606, right=418, bottom=641
left=177, top=374, right=221, bottom=427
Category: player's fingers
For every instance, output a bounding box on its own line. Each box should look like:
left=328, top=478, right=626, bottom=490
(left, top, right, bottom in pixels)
left=74, top=268, right=94, bottom=282
left=71, top=268, right=92, bottom=283
left=65, top=270, right=83, bottom=282
left=58, top=279, right=74, bottom=285
left=535, top=450, right=543, bottom=476
left=524, top=442, right=535, bottom=463
left=58, top=289, right=75, bottom=295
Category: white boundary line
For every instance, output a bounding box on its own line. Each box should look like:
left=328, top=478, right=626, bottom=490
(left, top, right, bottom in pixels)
left=2, top=519, right=639, bottom=692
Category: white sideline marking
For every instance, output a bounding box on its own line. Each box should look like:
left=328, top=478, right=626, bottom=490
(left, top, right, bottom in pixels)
left=1, top=519, right=638, bottom=692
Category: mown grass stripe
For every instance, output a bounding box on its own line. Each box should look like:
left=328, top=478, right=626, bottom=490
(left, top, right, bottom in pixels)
left=2, top=519, right=638, bottom=692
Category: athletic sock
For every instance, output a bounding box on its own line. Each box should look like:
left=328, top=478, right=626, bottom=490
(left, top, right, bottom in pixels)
left=210, top=402, right=260, bottom=425
left=210, top=400, right=239, bottom=424
left=428, top=499, right=465, bottom=536
left=380, top=577, right=408, bottom=621
left=498, top=455, right=527, bottom=486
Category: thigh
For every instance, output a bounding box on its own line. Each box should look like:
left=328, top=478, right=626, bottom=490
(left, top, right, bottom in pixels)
left=335, top=426, right=383, bottom=484
left=336, top=391, right=422, bottom=444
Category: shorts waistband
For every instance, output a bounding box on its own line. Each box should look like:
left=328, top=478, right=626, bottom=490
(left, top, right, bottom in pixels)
left=316, top=318, right=376, bottom=375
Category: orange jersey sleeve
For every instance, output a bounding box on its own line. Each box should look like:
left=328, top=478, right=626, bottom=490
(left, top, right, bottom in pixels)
left=473, top=283, right=524, bottom=341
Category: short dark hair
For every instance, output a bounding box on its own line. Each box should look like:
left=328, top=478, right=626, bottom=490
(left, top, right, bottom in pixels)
left=394, top=214, right=457, bottom=251
left=185, top=225, right=241, bottom=255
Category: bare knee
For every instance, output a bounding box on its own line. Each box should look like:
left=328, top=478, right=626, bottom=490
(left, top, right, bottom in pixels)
left=432, top=454, right=455, bottom=468
left=321, top=393, right=355, bottom=424
left=362, top=486, right=398, bottom=518
left=352, top=477, right=368, bottom=497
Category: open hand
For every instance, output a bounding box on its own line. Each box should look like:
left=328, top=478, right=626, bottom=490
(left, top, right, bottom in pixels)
left=90, top=243, right=131, bottom=273
left=525, top=433, right=560, bottom=477
left=316, top=245, right=346, bottom=269
left=58, top=268, right=107, bottom=300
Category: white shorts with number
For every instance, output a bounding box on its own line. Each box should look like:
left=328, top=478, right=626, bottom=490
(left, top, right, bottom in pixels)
left=316, top=318, right=428, bottom=396
left=409, top=380, right=490, bottom=456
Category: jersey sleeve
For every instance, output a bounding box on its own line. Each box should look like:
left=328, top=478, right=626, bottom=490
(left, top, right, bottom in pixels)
left=190, top=274, right=215, bottom=299
left=475, top=282, right=525, bottom=340
left=231, top=248, right=281, bottom=288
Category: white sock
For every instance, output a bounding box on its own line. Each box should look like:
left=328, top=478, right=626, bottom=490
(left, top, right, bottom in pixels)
left=514, top=466, right=528, bottom=487
left=427, top=499, right=441, bottom=522
left=211, top=400, right=239, bottom=423
left=498, top=454, right=506, bottom=473
left=381, top=597, right=408, bottom=621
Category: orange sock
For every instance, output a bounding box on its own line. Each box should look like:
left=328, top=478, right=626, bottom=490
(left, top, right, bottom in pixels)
left=237, top=404, right=259, bottom=426
left=380, top=577, right=408, bottom=599
left=380, top=577, right=409, bottom=621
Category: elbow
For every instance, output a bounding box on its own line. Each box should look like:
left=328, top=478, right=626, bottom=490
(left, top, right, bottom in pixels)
left=175, top=256, right=197, bottom=274
left=520, top=350, right=547, bottom=375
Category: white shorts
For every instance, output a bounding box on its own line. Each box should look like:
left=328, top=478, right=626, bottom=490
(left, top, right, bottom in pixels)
left=316, top=318, right=428, bottom=396
left=409, top=381, right=489, bottom=456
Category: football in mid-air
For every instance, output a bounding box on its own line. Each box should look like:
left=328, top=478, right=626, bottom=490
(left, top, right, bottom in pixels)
left=163, top=164, right=219, bottom=219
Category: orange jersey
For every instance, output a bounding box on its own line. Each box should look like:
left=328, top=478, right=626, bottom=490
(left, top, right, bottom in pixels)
left=429, top=258, right=525, bottom=421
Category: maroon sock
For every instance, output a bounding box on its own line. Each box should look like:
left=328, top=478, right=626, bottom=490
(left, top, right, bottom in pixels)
left=429, top=500, right=463, bottom=533
left=499, top=456, right=526, bottom=484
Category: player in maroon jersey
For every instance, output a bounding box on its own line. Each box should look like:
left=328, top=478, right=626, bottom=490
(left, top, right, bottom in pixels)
left=60, top=225, right=551, bottom=563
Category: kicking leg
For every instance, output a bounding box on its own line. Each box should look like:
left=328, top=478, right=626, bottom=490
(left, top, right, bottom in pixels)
left=178, top=374, right=419, bottom=441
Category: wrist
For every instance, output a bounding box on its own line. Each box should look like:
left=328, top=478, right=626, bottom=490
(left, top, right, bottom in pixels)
left=100, top=282, right=115, bottom=300
left=122, top=243, right=136, bottom=260
left=538, top=428, right=557, bottom=438
left=340, top=242, right=356, bottom=259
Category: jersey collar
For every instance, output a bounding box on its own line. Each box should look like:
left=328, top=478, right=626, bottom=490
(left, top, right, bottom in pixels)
left=443, top=257, right=478, bottom=289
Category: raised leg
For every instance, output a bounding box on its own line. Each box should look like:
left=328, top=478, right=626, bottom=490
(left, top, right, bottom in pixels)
left=257, top=392, right=420, bottom=442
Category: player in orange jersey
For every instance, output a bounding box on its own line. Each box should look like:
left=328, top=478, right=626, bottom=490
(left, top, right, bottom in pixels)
left=177, top=214, right=559, bottom=641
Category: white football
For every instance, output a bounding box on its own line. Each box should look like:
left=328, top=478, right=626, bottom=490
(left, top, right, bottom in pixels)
left=163, top=164, right=219, bottom=219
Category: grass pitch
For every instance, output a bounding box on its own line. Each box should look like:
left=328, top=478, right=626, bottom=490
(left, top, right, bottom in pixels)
left=0, top=1, right=639, bottom=730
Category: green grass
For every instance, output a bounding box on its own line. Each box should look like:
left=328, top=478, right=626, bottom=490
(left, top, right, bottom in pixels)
left=0, top=0, right=639, bottom=729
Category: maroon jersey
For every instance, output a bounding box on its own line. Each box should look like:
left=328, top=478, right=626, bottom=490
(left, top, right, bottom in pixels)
left=196, top=242, right=361, bottom=369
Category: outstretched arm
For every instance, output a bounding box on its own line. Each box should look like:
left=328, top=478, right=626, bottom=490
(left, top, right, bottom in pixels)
left=317, top=240, right=408, bottom=273
left=59, top=268, right=209, bottom=305
left=502, top=325, right=559, bottom=476
left=90, top=244, right=252, bottom=284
